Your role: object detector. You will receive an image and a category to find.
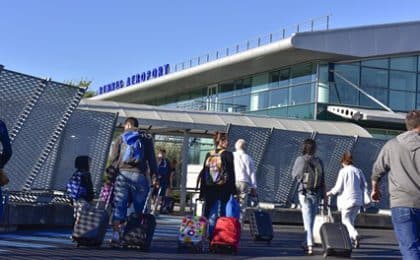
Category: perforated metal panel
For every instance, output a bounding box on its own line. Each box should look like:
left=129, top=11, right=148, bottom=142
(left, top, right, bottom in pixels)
left=227, top=125, right=272, bottom=170
left=351, top=137, right=388, bottom=209
left=0, top=69, right=46, bottom=138
left=0, top=69, right=85, bottom=191
left=313, top=134, right=356, bottom=192
left=257, top=130, right=311, bottom=205
left=46, top=110, right=117, bottom=193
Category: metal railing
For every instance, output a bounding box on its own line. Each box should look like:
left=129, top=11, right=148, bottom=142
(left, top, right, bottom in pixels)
left=170, top=15, right=330, bottom=74
left=175, top=100, right=248, bottom=113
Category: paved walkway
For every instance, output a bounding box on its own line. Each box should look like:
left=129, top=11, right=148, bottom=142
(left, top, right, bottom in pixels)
left=0, top=215, right=402, bottom=259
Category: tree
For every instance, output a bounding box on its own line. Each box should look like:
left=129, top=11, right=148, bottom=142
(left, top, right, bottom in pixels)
left=64, top=79, right=95, bottom=98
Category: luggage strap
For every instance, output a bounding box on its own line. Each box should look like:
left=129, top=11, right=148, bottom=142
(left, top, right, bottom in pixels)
left=96, top=185, right=114, bottom=210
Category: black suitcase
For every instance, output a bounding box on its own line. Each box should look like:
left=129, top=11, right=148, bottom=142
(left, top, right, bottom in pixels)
left=72, top=186, right=113, bottom=247
left=160, top=196, right=175, bottom=214
left=320, top=222, right=352, bottom=258
left=121, top=189, right=156, bottom=251
left=248, top=209, right=274, bottom=243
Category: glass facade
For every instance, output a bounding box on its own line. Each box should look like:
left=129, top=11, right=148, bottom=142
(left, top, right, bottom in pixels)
left=149, top=54, right=419, bottom=122
left=323, top=54, right=420, bottom=112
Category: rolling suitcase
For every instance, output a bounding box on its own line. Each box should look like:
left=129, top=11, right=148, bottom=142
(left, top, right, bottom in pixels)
left=160, top=196, right=175, bottom=214
left=121, top=189, right=156, bottom=251
left=313, top=204, right=333, bottom=245
left=210, top=217, right=241, bottom=254
left=177, top=215, right=208, bottom=253
left=72, top=185, right=113, bottom=247
left=320, top=222, right=352, bottom=258
left=248, top=209, right=274, bottom=243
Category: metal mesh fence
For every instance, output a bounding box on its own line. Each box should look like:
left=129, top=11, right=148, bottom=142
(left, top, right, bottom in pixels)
left=47, top=109, right=117, bottom=193
left=0, top=69, right=45, bottom=136
left=312, top=134, right=356, bottom=192
left=227, top=125, right=272, bottom=171
left=0, top=68, right=84, bottom=191
left=257, top=129, right=311, bottom=205
left=351, top=137, right=388, bottom=209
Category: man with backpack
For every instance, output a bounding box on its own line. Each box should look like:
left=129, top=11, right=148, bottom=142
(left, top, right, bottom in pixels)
left=108, top=117, right=158, bottom=246
left=291, top=139, right=326, bottom=256
left=0, top=120, right=12, bottom=220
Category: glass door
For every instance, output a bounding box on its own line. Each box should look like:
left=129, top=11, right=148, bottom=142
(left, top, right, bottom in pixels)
left=206, top=85, right=218, bottom=111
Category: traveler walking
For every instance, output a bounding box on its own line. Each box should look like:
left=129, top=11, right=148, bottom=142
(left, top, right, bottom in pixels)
left=292, top=139, right=326, bottom=255
left=0, top=120, right=12, bottom=220
left=151, top=148, right=171, bottom=215
left=371, top=110, right=420, bottom=260
left=326, top=152, right=367, bottom=248
left=233, top=139, right=257, bottom=224
left=67, top=156, right=94, bottom=224
left=197, top=132, right=236, bottom=218
left=108, top=117, right=158, bottom=246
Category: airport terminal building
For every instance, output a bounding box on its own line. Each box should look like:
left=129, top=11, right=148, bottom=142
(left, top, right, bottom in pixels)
left=92, top=20, right=420, bottom=138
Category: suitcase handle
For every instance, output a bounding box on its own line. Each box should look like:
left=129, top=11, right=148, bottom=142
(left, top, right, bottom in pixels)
left=142, top=187, right=155, bottom=214
left=320, top=198, right=334, bottom=223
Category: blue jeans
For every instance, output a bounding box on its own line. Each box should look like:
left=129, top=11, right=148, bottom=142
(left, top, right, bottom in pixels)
left=391, top=207, right=420, bottom=260
left=113, top=171, right=149, bottom=222
left=299, top=193, right=319, bottom=247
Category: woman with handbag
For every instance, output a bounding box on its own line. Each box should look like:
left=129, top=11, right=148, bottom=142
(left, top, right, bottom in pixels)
left=326, top=152, right=369, bottom=249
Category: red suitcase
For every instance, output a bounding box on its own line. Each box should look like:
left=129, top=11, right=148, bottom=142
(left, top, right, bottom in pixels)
left=210, top=217, right=241, bottom=254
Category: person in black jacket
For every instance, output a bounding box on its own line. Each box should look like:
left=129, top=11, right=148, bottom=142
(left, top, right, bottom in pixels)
left=0, top=120, right=12, bottom=221
left=197, top=132, right=236, bottom=218
left=72, top=156, right=94, bottom=223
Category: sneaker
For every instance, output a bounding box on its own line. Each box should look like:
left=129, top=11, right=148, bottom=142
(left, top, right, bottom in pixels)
left=307, top=246, right=313, bottom=255
left=354, top=236, right=360, bottom=249
left=110, top=230, right=121, bottom=247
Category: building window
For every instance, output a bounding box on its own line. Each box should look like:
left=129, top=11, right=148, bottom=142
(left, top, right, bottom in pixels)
left=361, top=67, right=388, bottom=89
left=233, top=94, right=250, bottom=111
left=269, top=88, right=289, bottom=108
left=290, top=63, right=316, bottom=84
left=360, top=87, right=388, bottom=108
left=250, top=91, right=269, bottom=111
left=251, top=73, right=269, bottom=93
left=361, top=58, right=388, bottom=69
left=389, top=90, right=416, bottom=111
left=389, top=71, right=416, bottom=91
left=287, top=104, right=314, bottom=119
left=390, top=56, right=417, bottom=72
left=267, top=107, right=288, bottom=117
left=330, top=64, right=360, bottom=106
left=234, top=78, right=251, bottom=96
left=218, top=81, right=234, bottom=98
left=417, top=93, right=420, bottom=109
left=290, top=83, right=314, bottom=105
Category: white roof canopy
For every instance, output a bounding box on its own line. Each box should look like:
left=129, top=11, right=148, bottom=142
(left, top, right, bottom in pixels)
left=79, top=100, right=372, bottom=137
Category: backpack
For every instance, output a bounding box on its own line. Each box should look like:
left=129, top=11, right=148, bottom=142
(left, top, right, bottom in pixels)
left=205, top=150, right=228, bottom=186
left=66, top=171, right=87, bottom=200
left=121, top=131, right=144, bottom=165
left=301, top=158, right=323, bottom=192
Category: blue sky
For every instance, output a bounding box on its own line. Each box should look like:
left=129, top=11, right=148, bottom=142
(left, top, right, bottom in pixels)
left=1, top=0, right=420, bottom=92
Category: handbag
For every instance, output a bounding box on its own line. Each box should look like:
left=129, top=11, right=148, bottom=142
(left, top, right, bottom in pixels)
left=363, top=188, right=372, bottom=207
left=0, top=170, right=10, bottom=186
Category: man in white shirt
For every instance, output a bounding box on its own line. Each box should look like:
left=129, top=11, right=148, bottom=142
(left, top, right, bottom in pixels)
left=233, top=139, right=257, bottom=223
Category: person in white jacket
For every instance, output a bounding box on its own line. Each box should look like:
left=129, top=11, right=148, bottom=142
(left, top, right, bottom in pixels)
left=233, top=139, right=257, bottom=224
left=327, top=152, right=368, bottom=248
